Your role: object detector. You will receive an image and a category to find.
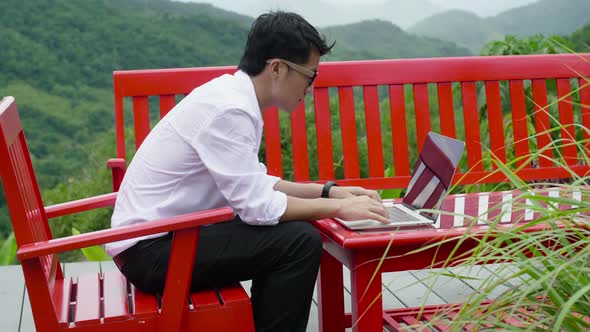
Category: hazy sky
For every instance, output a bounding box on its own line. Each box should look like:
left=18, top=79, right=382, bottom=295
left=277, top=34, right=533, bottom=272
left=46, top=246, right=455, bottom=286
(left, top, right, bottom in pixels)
left=182, top=0, right=539, bottom=27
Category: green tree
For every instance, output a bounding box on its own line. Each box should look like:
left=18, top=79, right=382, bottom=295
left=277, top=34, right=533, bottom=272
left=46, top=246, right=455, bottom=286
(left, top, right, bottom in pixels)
left=480, top=34, right=571, bottom=56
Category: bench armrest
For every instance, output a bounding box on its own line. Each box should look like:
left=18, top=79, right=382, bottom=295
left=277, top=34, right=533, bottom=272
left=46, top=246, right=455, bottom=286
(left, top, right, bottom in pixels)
left=107, top=158, right=126, bottom=192
left=17, top=207, right=234, bottom=260
left=45, top=192, right=117, bottom=219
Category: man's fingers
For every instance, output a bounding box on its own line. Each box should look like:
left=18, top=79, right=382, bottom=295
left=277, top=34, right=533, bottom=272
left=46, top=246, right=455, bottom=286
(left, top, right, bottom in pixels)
left=370, top=191, right=382, bottom=202
left=370, top=212, right=391, bottom=224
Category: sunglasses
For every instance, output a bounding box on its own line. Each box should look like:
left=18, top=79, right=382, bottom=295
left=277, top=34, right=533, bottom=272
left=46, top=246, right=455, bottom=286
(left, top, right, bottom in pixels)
left=266, top=59, right=318, bottom=87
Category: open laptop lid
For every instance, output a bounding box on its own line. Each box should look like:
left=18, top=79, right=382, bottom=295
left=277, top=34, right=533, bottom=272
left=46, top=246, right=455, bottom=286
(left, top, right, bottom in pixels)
left=402, top=132, right=465, bottom=219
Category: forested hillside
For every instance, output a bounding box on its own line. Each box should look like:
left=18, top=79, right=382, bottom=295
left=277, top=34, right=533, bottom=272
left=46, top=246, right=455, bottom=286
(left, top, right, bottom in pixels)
left=323, top=20, right=471, bottom=60
left=569, top=23, right=590, bottom=52
left=409, top=0, right=590, bottom=52
left=0, top=0, right=472, bottom=240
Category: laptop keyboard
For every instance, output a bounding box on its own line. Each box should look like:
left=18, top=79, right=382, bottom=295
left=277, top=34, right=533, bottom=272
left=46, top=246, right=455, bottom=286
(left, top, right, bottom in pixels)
left=386, top=206, right=421, bottom=222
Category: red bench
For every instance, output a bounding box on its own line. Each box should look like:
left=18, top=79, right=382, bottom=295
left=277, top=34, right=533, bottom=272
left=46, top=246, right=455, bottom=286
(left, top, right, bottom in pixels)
left=107, top=53, right=590, bottom=331
left=109, top=54, right=590, bottom=190
left=0, top=96, right=254, bottom=332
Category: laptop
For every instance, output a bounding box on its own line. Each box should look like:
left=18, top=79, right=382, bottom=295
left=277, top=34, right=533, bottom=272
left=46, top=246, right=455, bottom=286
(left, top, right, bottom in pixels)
left=336, top=132, right=465, bottom=230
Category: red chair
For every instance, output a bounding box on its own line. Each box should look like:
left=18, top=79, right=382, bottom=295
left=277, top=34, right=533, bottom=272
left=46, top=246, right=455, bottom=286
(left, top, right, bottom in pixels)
left=0, top=96, right=255, bottom=331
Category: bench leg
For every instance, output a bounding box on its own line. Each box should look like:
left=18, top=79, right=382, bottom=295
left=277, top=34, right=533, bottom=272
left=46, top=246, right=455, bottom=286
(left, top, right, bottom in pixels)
left=317, top=251, right=345, bottom=332
left=351, top=262, right=383, bottom=332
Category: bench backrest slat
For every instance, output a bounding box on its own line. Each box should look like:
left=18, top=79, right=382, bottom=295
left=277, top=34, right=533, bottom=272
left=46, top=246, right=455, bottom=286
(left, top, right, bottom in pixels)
left=111, top=54, right=590, bottom=189
left=389, top=84, right=411, bottom=177
left=313, top=87, right=335, bottom=180
left=338, top=86, right=361, bottom=178
left=580, top=78, right=590, bottom=154
left=556, top=78, right=578, bottom=165
left=290, top=103, right=310, bottom=181
left=159, top=94, right=176, bottom=118
left=461, top=81, right=484, bottom=172
left=437, top=82, right=457, bottom=138
left=132, top=96, right=150, bottom=150
left=531, top=79, right=554, bottom=168
left=263, top=107, right=283, bottom=177
left=413, top=83, right=432, bottom=149
left=363, top=85, right=385, bottom=178
left=509, top=80, right=531, bottom=169
left=485, top=81, right=508, bottom=166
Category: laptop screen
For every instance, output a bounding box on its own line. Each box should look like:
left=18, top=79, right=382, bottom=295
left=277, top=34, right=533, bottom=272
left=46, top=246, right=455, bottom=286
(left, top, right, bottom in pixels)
left=402, top=132, right=465, bottom=218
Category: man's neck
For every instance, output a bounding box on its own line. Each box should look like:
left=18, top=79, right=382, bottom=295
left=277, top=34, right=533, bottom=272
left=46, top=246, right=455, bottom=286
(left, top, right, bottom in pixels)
left=249, top=73, right=272, bottom=113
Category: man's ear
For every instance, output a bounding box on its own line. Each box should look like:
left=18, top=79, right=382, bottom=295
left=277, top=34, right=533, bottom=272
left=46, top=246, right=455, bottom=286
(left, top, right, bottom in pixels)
left=268, top=60, right=281, bottom=79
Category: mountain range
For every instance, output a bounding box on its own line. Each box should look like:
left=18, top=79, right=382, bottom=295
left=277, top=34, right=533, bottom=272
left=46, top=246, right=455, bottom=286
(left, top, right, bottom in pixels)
left=181, top=0, right=443, bottom=28
left=409, top=0, right=590, bottom=52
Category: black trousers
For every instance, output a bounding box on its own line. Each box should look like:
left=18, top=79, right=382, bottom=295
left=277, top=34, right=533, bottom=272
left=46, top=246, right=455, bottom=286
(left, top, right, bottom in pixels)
left=117, top=218, right=323, bottom=332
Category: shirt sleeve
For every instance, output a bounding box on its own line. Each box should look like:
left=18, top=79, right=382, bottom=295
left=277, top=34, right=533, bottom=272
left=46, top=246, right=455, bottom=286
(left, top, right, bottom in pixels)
left=191, top=108, right=287, bottom=225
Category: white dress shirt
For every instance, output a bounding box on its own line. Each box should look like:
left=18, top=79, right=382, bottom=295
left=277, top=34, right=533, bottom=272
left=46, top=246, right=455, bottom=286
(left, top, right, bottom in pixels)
left=105, top=70, right=288, bottom=257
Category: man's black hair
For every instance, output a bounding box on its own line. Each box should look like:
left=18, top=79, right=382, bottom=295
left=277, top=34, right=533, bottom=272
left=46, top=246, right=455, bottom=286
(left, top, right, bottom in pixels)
left=238, top=11, right=335, bottom=76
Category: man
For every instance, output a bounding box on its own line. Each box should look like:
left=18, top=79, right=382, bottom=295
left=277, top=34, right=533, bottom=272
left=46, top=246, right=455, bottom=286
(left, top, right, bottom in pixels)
left=106, top=11, right=389, bottom=332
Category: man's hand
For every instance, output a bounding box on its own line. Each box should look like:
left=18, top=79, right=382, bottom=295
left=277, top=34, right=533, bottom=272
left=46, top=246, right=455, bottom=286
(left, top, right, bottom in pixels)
left=329, top=186, right=382, bottom=202
left=334, top=196, right=390, bottom=224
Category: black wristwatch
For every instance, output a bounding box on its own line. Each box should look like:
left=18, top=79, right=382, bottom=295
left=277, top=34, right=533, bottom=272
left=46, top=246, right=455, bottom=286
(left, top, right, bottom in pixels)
left=321, top=181, right=338, bottom=198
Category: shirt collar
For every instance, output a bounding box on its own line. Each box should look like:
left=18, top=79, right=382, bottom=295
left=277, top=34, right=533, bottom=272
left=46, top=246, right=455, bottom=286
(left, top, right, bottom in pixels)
left=234, top=70, right=262, bottom=123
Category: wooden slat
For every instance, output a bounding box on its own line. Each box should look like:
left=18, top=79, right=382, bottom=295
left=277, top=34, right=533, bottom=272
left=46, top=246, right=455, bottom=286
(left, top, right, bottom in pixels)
left=437, top=82, right=456, bottom=138
left=113, top=55, right=590, bottom=92
left=262, top=107, right=283, bottom=177
left=132, top=285, right=159, bottom=319
left=389, top=85, right=410, bottom=177
left=509, top=80, right=531, bottom=169
left=400, top=315, right=429, bottom=331
left=159, top=94, right=176, bottom=118
left=314, top=87, right=335, bottom=180
left=103, top=271, right=130, bottom=322
left=14, top=143, right=47, bottom=243
left=52, top=277, right=72, bottom=327
left=132, top=96, right=150, bottom=150
left=191, top=290, right=221, bottom=311
left=485, top=81, right=507, bottom=165
left=461, top=82, right=484, bottom=172
left=338, top=87, right=360, bottom=178
left=531, top=79, right=554, bottom=167
left=216, top=283, right=250, bottom=304
left=74, top=274, right=101, bottom=326
left=114, top=93, right=127, bottom=159
left=290, top=102, right=310, bottom=181
left=423, top=313, right=450, bottom=331
left=413, top=83, right=432, bottom=149
left=114, top=67, right=234, bottom=97
left=159, top=229, right=199, bottom=332
left=580, top=77, right=590, bottom=154
left=556, top=79, right=578, bottom=165
left=363, top=86, right=385, bottom=177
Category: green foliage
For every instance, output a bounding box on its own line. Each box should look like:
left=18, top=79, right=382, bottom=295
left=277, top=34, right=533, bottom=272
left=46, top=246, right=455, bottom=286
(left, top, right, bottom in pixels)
left=72, top=228, right=111, bottom=261
left=481, top=35, right=572, bottom=56
left=0, top=232, right=17, bottom=265
left=568, top=22, right=590, bottom=52
left=0, top=0, right=249, bottom=91
left=379, top=167, right=403, bottom=199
